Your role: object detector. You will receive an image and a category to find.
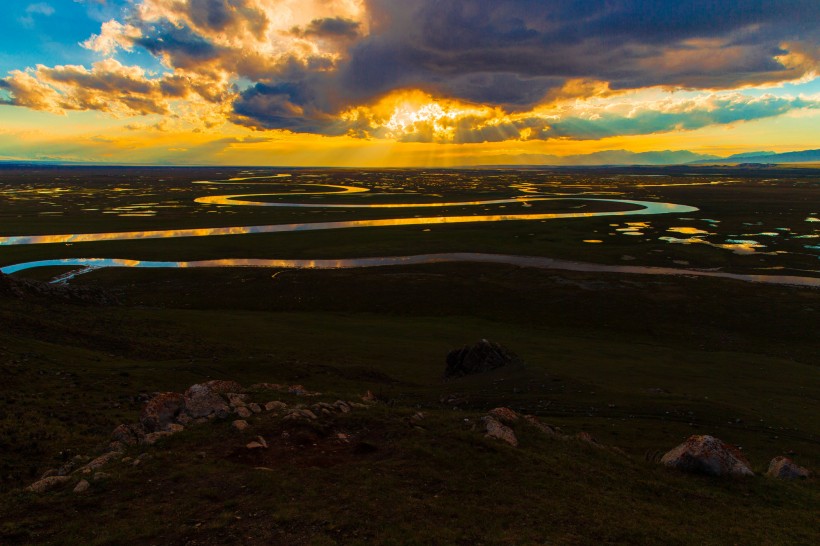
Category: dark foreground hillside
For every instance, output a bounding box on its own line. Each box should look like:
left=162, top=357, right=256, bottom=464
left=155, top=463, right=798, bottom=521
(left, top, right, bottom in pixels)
left=0, top=266, right=818, bottom=545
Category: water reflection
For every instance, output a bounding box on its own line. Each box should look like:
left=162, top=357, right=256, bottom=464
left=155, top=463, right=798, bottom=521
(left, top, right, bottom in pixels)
left=3, top=254, right=818, bottom=288
left=0, top=199, right=698, bottom=246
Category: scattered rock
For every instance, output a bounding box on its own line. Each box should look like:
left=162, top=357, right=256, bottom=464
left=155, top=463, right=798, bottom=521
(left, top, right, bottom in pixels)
left=248, top=403, right=262, bottom=414
left=483, top=416, right=518, bottom=447
left=444, top=339, right=521, bottom=379
left=93, top=472, right=110, bottom=482
left=77, top=452, right=120, bottom=474
left=183, top=383, right=230, bottom=419
left=361, top=390, right=377, bottom=403
left=202, top=380, right=244, bottom=394
left=660, top=435, right=753, bottom=477
left=333, top=400, right=351, bottom=413
left=289, top=385, right=321, bottom=396
left=523, top=415, right=560, bottom=437
left=39, top=469, right=58, bottom=480
left=283, top=408, right=318, bottom=421
left=73, top=480, right=90, bottom=494
left=256, top=436, right=268, bottom=448
left=140, top=392, right=185, bottom=433
left=251, top=383, right=284, bottom=391
left=227, top=393, right=248, bottom=408
left=165, top=423, right=185, bottom=434
left=143, top=431, right=173, bottom=445
left=246, top=441, right=265, bottom=449
left=488, top=407, right=519, bottom=425
left=264, top=401, right=288, bottom=412
left=232, top=420, right=249, bottom=431
left=107, top=441, right=127, bottom=453
left=111, top=423, right=145, bottom=446
left=27, top=476, right=71, bottom=493
left=576, top=432, right=602, bottom=446
left=766, top=456, right=811, bottom=479
left=235, top=406, right=252, bottom=419
left=440, top=393, right=469, bottom=407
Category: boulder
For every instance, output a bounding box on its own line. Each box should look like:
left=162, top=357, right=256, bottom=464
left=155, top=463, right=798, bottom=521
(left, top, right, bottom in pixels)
left=235, top=406, right=252, bottom=419
left=264, top=401, right=288, bottom=412
left=111, top=423, right=145, bottom=446
left=202, top=380, right=244, bottom=394
left=77, top=451, right=120, bottom=474
left=488, top=407, right=519, bottom=425
left=73, top=480, right=90, bottom=494
left=227, top=393, right=248, bottom=408
left=249, top=403, right=262, bottom=414
left=523, top=415, right=560, bottom=437
left=232, top=420, right=249, bottom=431
left=444, top=339, right=521, bottom=379
left=183, top=383, right=230, bottom=419
left=143, top=431, right=173, bottom=445
left=660, top=435, right=753, bottom=477
left=766, top=456, right=810, bottom=479
left=27, top=476, right=72, bottom=493
left=140, top=392, right=185, bottom=432
left=483, top=416, right=518, bottom=447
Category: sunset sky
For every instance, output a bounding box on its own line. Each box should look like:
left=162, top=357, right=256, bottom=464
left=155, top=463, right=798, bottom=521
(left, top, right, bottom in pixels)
left=1, top=0, right=819, bottom=166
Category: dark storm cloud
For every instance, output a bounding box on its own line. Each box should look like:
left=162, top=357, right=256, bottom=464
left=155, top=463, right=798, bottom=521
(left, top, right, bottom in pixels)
left=294, top=17, right=361, bottom=39
left=226, top=0, right=820, bottom=134
left=337, top=0, right=820, bottom=105
left=4, top=0, right=819, bottom=140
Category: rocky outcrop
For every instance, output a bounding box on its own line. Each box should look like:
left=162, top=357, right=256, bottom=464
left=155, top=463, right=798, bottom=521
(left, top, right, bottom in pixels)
left=183, top=383, right=230, bottom=419
left=111, top=423, right=145, bottom=446
left=444, top=339, right=521, bottom=379
left=483, top=416, right=518, bottom=447
left=27, top=476, right=72, bottom=493
left=488, top=407, right=519, bottom=425
left=660, top=435, right=753, bottom=477
left=140, top=392, right=185, bottom=432
left=766, top=456, right=810, bottom=479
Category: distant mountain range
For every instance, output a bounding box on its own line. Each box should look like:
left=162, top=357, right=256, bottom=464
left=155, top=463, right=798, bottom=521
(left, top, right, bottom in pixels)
left=690, top=149, right=820, bottom=165
left=473, top=148, right=820, bottom=166
left=3, top=148, right=820, bottom=168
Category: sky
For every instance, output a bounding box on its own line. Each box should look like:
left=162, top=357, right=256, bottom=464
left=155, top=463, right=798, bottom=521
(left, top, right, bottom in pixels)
left=0, top=0, right=819, bottom=166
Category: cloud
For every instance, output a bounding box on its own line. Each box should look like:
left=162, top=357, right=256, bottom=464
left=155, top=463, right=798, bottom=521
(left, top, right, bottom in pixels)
left=19, top=3, right=55, bottom=28
left=4, top=0, right=820, bottom=142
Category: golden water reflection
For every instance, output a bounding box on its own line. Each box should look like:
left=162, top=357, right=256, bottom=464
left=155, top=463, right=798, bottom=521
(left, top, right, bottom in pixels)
left=0, top=199, right=698, bottom=246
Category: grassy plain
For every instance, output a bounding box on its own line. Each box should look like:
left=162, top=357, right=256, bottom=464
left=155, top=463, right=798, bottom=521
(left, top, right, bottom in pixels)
left=0, top=166, right=818, bottom=544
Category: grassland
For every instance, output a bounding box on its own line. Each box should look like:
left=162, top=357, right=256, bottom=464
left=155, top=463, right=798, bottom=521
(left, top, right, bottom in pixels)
left=0, top=166, right=818, bottom=544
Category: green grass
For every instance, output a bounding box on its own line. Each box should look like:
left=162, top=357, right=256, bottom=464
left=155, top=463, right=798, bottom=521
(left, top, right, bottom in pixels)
left=0, top=168, right=818, bottom=544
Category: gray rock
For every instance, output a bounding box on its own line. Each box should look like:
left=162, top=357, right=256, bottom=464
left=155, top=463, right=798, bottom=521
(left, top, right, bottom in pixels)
left=249, top=403, right=262, bottom=414
left=766, top=456, right=811, bottom=479
left=227, top=393, right=248, bottom=408
left=140, top=392, right=185, bottom=433
left=488, top=407, right=519, bottom=425
left=523, top=415, right=560, bottom=437
left=27, top=476, right=71, bottom=493
left=235, top=406, right=252, bottom=418
left=232, top=420, right=249, bottom=431
left=483, top=416, right=518, bottom=447
left=143, top=431, right=173, bottom=445
left=111, top=423, right=145, bottom=446
left=73, top=479, right=90, bottom=493
left=264, top=401, right=287, bottom=412
left=184, top=383, right=230, bottom=419
left=660, top=435, right=753, bottom=476
left=77, top=451, right=120, bottom=474
left=445, top=339, right=521, bottom=379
